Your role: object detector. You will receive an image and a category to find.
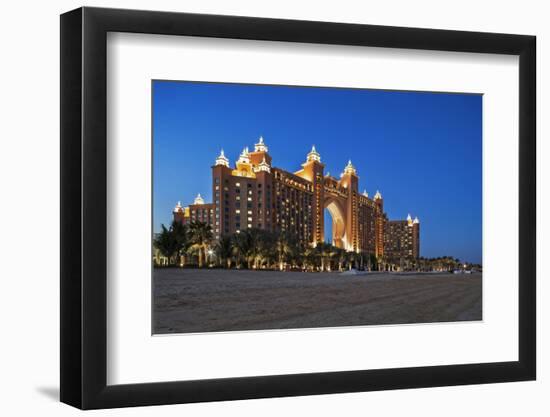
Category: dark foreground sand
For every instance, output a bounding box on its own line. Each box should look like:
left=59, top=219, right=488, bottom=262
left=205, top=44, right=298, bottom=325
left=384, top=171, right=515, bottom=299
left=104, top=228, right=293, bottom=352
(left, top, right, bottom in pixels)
left=153, top=268, right=482, bottom=334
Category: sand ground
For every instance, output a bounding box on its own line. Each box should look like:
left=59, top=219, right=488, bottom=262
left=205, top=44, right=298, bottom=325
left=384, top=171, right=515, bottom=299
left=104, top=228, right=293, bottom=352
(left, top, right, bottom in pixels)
left=153, top=268, right=482, bottom=334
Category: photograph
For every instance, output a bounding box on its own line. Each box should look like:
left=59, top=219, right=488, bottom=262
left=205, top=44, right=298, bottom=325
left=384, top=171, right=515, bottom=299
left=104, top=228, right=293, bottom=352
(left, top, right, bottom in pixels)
left=52, top=3, right=538, bottom=412
left=152, top=81, right=483, bottom=335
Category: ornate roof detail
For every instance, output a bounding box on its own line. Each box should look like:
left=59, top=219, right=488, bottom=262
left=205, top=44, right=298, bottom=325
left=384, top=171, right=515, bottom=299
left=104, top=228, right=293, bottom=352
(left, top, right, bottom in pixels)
left=214, top=148, right=230, bottom=167
left=374, top=190, right=382, bottom=200
left=407, top=213, right=413, bottom=225
left=343, top=159, right=357, bottom=175
left=306, top=145, right=321, bottom=162
left=413, top=216, right=420, bottom=224
left=237, top=147, right=251, bottom=165
left=254, top=136, right=268, bottom=152
left=254, top=156, right=271, bottom=173
left=362, top=189, right=369, bottom=197
left=173, top=201, right=183, bottom=213
left=193, top=193, right=205, bottom=205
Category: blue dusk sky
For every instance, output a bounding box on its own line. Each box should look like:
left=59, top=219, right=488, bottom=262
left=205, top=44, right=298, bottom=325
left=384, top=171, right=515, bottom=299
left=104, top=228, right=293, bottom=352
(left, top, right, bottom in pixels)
left=153, top=81, right=482, bottom=264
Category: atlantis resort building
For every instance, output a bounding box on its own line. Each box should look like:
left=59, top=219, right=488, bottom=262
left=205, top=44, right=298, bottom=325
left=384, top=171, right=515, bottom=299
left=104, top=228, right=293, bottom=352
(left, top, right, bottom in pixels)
left=173, top=137, right=420, bottom=261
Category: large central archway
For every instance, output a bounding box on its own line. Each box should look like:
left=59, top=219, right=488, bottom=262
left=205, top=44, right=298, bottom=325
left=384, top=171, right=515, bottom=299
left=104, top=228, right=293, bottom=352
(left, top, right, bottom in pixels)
left=324, top=198, right=347, bottom=249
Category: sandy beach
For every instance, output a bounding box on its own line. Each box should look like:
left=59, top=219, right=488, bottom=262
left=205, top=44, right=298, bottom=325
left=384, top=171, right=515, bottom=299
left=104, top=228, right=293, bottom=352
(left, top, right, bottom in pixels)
left=153, top=268, right=482, bottom=334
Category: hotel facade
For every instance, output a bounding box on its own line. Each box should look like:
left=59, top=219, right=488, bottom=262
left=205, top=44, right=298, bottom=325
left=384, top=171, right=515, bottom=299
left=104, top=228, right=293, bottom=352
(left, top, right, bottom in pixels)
left=173, top=137, right=420, bottom=261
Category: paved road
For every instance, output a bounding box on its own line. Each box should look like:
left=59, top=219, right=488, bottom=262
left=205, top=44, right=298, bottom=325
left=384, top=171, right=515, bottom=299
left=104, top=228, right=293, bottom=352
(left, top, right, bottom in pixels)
left=153, top=268, right=482, bottom=334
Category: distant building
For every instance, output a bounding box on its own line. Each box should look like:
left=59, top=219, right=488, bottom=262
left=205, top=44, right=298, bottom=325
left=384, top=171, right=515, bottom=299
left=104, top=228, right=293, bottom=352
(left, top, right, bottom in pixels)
left=172, top=136, right=420, bottom=258
left=173, top=194, right=215, bottom=226
left=384, top=214, right=420, bottom=260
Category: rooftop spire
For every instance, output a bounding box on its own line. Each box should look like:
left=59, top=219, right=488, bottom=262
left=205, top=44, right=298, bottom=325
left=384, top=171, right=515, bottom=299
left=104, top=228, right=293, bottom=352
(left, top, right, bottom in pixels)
left=173, top=201, right=183, bottom=213
left=254, top=135, right=268, bottom=152
left=362, top=189, right=369, bottom=197
left=306, top=145, right=321, bottom=162
left=413, top=216, right=420, bottom=224
left=374, top=190, right=382, bottom=200
left=214, top=148, right=230, bottom=167
left=194, top=193, right=205, bottom=205
left=407, top=213, right=413, bottom=226
left=237, top=147, right=251, bottom=165
left=343, top=159, right=357, bottom=175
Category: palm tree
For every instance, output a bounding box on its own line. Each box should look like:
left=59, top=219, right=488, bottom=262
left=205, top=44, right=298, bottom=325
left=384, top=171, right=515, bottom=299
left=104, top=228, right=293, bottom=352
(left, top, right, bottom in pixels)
left=257, top=230, right=276, bottom=269
left=316, top=242, right=334, bottom=272
left=262, top=233, right=279, bottom=269
left=346, top=250, right=357, bottom=270
left=188, top=221, right=213, bottom=268
left=232, top=230, right=254, bottom=268
left=328, top=245, right=339, bottom=271
left=215, top=235, right=233, bottom=268
left=248, top=229, right=266, bottom=269
left=334, top=248, right=346, bottom=271
left=293, top=240, right=308, bottom=270
left=303, top=246, right=319, bottom=271
left=274, top=232, right=294, bottom=271
left=153, top=224, right=179, bottom=265
left=171, top=220, right=189, bottom=266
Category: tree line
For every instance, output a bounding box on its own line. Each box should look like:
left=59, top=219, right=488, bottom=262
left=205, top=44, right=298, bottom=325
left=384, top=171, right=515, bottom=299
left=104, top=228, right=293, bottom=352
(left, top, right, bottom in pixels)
left=154, top=220, right=478, bottom=272
left=153, top=220, right=376, bottom=271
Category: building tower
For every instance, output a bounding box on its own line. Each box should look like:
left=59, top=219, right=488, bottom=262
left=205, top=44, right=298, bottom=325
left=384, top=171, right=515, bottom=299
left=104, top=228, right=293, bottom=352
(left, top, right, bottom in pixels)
left=249, top=137, right=273, bottom=231
left=374, top=190, right=385, bottom=258
left=340, top=160, right=359, bottom=251
left=298, top=146, right=325, bottom=246
left=212, top=149, right=233, bottom=239
left=412, top=216, right=420, bottom=259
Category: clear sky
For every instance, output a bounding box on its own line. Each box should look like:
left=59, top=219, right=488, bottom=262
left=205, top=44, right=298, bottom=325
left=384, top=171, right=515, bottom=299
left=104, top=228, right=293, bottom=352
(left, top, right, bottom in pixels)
left=153, top=81, right=482, bottom=264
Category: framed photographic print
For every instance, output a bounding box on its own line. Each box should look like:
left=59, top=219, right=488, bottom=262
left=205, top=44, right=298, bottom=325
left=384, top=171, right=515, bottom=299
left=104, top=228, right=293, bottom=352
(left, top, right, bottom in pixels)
left=60, top=7, right=536, bottom=409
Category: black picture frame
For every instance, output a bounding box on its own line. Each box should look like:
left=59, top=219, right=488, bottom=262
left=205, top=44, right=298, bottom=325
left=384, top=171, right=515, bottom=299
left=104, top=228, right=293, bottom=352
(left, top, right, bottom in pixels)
left=60, top=6, right=536, bottom=410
